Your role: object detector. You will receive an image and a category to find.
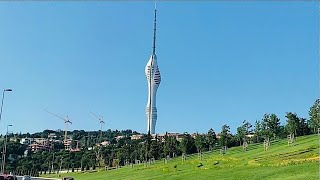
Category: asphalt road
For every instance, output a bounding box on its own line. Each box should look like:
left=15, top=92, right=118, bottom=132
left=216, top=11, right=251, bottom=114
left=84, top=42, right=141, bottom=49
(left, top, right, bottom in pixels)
left=16, top=176, right=59, bottom=180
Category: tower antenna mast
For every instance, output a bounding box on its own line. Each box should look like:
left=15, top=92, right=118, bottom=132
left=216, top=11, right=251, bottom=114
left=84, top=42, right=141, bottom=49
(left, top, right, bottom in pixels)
left=152, top=0, right=157, bottom=55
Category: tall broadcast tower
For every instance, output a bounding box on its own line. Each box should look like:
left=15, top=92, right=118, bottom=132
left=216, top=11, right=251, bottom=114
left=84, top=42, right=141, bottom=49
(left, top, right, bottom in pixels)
left=145, top=2, right=161, bottom=134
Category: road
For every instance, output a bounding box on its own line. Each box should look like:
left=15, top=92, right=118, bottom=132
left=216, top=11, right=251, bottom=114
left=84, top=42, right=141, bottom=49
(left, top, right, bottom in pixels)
left=16, top=176, right=60, bottom=180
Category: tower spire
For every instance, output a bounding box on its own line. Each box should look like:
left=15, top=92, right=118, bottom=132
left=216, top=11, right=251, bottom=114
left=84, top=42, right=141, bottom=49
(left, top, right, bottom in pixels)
left=152, top=1, right=157, bottom=55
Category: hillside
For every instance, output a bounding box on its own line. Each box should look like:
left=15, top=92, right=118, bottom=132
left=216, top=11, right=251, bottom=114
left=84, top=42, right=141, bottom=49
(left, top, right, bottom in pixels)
left=44, top=134, right=319, bottom=180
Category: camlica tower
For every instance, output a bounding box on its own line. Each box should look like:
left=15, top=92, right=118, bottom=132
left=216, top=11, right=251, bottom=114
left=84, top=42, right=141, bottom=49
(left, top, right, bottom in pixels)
left=145, top=2, right=161, bottom=135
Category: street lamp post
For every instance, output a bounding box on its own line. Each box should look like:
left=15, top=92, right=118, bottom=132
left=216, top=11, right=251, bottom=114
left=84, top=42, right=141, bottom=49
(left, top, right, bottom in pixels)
left=0, top=89, right=12, bottom=175
left=1, top=124, right=12, bottom=174
left=0, top=89, right=12, bottom=125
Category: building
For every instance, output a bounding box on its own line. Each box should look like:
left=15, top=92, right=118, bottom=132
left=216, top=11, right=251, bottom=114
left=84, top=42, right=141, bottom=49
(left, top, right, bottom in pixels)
left=9, top=137, right=18, bottom=143
left=48, top=133, right=57, bottom=139
left=28, top=143, right=50, bottom=152
left=100, top=140, right=110, bottom=146
left=216, top=133, right=221, bottom=139
left=245, top=133, right=255, bottom=139
left=20, top=138, right=32, bottom=145
left=155, top=133, right=184, bottom=142
left=145, top=4, right=161, bottom=134
left=131, top=134, right=144, bottom=140
left=115, top=135, right=125, bottom=141
left=20, top=137, right=48, bottom=145
left=64, top=139, right=72, bottom=150
left=33, top=138, right=48, bottom=144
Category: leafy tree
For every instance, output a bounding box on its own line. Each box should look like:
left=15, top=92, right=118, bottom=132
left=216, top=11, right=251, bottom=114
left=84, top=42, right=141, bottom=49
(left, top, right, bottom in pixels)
left=163, top=134, right=179, bottom=158
left=206, top=128, right=217, bottom=151
left=308, top=99, right=320, bottom=133
left=254, top=120, right=263, bottom=143
left=269, top=114, right=281, bottom=138
left=143, top=132, right=152, bottom=160
left=180, top=133, right=196, bottom=154
left=219, top=125, right=232, bottom=147
left=149, top=136, right=161, bottom=160
left=285, top=112, right=299, bottom=136
left=260, top=113, right=281, bottom=140
left=163, top=134, right=170, bottom=157
left=261, top=114, right=272, bottom=139
left=194, top=133, right=206, bottom=153
left=236, top=120, right=252, bottom=145
left=296, top=117, right=310, bottom=136
left=236, top=126, right=246, bottom=146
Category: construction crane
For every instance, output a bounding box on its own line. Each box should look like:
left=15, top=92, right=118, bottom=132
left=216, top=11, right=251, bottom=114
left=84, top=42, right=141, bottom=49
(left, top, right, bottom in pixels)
left=45, top=110, right=72, bottom=149
left=90, top=112, right=105, bottom=143
left=90, top=112, right=105, bottom=169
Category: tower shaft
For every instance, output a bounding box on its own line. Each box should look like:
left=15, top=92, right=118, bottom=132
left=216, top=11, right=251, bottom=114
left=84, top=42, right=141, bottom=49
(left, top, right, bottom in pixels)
left=145, top=2, right=161, bottom=134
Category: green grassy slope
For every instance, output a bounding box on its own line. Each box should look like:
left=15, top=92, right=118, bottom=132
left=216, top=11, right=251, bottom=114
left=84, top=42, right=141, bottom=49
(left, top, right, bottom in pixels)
left=44, top=134, right=320, bottom=180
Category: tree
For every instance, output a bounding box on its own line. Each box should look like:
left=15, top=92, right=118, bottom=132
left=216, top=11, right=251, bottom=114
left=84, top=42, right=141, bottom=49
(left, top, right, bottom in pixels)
left=236, top=120, right=252, bottom=145
left=206, top=128, right=217, bottom=151
left=180, top=133, right=196, bottom=155
left=163, top=134, right=179, bottom=158
left=260, top=113, right=281, bottom=140
left=269, top=114, right=281, bottom=138
left=254, top=120, right=263, bottom=143
left=219, top=125, right=231, bottom=147
left=194, top=133, right=206, bottom=153
left=308, top=99, right=320, bottom=133
left=297, top=117, right=310, bottom=136
left=261, top=114, right=272, bottom=140
left=144, top=132, right=152, bottom=160
left=285, top=112, right=299, bottom=136
left=163, top=134, right=171, bottom=157
left=149, top=136, right=161, bottom=160
left=236, top=126, right=246, bottom=146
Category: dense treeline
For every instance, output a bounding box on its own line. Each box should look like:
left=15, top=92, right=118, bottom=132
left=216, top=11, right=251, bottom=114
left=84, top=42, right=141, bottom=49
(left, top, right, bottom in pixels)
left=1, top=99, right=319, bottom=174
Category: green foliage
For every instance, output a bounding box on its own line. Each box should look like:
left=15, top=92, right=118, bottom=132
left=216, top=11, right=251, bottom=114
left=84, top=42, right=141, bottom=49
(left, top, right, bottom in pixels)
left=163, top=134, right=179, bottom=158
left=43, top=134, right=319, bottom=180
left=194, top=133, right=205, bottom=152
left=269, top=114, right=281, bottom=138
left=285, top=112, right=299, bottom=135
left=7, top=99, right=320, bottom=175
left=219, top=124, right=232, bottom=147
left=285, top=112, right=310, bottom=137
left=256, top=113, right=282, bottom=141
left=236, top=120, right=252, bottom=145
left=206, top=128, right=216, bottom=151
left=180, top=133, right=196, bottom=154
left=150, top=136, right=162, bottom=159
left=308, top=99, right=320, bottom=133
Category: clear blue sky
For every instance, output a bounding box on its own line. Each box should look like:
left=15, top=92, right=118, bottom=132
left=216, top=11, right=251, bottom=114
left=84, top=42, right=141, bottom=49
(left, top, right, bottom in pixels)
left=0, top=1, right=318, bottom=135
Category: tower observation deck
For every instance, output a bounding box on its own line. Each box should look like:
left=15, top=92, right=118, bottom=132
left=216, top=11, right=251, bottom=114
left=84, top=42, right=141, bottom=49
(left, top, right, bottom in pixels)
left=145, top=2, right=161, bottom=134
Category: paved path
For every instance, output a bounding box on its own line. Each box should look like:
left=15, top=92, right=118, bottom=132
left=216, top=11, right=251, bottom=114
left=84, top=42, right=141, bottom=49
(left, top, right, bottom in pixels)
left=16, top=176, right=60, bottom=180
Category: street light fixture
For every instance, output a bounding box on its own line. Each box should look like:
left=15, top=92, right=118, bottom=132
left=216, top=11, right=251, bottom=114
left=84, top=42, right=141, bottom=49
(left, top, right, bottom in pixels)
left=1, top=124, right=12, bottom=174
left=0, top=89, right=12, bottom=125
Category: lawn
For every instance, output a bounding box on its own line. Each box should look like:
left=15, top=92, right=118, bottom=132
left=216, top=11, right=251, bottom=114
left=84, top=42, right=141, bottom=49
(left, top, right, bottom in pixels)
left=44, top=134, right=320, bottom=180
